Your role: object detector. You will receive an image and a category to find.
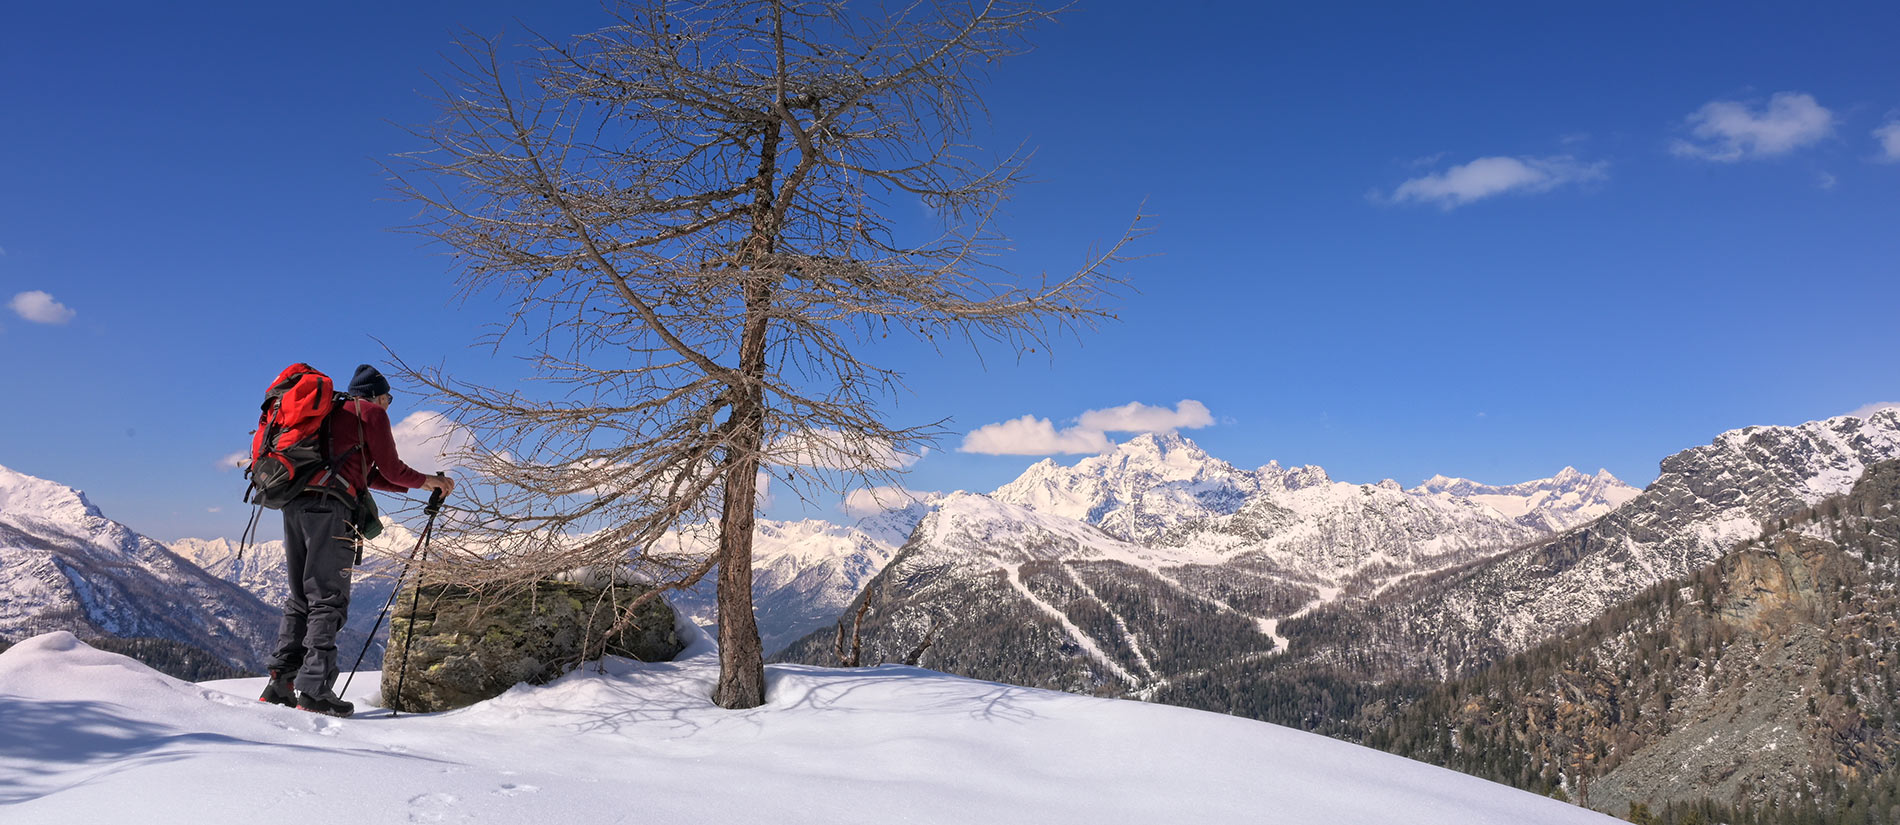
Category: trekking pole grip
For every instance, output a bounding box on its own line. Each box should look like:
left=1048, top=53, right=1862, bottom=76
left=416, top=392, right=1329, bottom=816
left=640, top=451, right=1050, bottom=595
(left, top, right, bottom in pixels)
left=425, top=473, right=446, bottom=516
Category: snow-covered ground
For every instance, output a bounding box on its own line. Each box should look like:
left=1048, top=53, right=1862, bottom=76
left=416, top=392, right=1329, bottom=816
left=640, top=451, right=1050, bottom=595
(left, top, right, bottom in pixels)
left=0, top=628, right=1615, bottom=824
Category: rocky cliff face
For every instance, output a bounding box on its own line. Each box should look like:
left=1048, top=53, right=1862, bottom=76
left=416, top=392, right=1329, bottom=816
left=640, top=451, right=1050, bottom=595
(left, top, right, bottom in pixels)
left=1358, top=457, right=1900, bottom=821
left=1299, top=410, right=1900, bottom=681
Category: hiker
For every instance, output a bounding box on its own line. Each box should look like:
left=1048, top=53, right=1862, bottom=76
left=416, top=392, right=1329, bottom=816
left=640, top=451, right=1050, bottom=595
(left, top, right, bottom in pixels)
left=257, top=364, right=454, bottom=717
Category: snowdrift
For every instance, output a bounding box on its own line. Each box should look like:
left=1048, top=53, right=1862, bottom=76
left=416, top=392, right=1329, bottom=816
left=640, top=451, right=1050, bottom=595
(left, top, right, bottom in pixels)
left=0, top=630, right=1615, bottom=824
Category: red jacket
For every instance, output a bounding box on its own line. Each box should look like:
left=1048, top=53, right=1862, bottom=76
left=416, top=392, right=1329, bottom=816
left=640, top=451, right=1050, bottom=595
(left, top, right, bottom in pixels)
left=314, top=399, right=431, bottom=497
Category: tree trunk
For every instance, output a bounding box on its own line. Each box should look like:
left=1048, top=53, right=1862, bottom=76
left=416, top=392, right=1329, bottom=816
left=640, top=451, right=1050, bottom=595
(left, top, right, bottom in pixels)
left=711, top=396, right=766, bottom=708
left=710, top=113, right=783, bottom=710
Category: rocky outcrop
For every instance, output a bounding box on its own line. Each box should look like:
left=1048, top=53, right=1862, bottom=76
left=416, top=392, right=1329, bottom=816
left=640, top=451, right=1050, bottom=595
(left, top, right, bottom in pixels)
left=381, top=580, right=684, bottom=712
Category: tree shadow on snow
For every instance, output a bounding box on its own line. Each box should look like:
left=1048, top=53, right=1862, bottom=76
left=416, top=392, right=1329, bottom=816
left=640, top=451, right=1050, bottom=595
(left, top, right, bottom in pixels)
left=767, top=665, right=1047, bottom=726
left=0, top=698, right=443, bottom=805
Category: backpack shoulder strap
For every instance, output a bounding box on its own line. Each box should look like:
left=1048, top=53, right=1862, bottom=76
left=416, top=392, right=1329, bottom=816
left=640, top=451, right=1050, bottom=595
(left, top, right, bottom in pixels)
left=355, top=401, right=373, bottom=495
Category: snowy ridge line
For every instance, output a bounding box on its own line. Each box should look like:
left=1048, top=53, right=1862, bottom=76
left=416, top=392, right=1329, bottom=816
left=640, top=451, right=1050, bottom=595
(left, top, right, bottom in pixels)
left=1003, top=563, right=1138, bottom=687
left=1060, top=563, right=1158, bottom=681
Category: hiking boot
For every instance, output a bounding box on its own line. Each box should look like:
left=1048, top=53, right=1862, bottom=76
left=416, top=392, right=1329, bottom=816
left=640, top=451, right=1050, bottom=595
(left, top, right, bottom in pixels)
left=297, top=690, right=355, bottom=718
left=258, top=670, right=296, bottom=707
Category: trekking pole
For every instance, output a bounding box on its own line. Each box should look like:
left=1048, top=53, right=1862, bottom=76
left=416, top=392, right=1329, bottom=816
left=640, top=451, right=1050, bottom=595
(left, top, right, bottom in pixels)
left=235, top=504, right=263, bottom=568
left=391, top=480, right=447, bottom=717
left=338, top=484, right=445, bottom=704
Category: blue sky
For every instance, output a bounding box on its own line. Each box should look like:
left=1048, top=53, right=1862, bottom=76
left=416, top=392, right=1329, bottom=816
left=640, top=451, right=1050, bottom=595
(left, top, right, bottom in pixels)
left=3, top=1, right=1897, bottom=541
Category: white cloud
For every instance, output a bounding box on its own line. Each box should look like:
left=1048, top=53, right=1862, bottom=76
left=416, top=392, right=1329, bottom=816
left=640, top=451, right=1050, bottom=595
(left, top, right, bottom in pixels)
left=1848, top=402, right=1900, bottom=419
left=840, top=485, right=936, bottom=517
left=961, top=400, right=1215, bottom=456
left=1671, top=92, right=1834, bottom=162
left=206, top=506, right=223, bottom=514
left=766, top=429, right=921, bottom=471
left=9, top=290, right=76, bottom=324
left=225, top=412, right=471, bottom=475
left=1077, top=400, right=1214, bottom=434
left=1816, top=171, right=1838, bottom=190
left=391, top=411, right=475, bottom=474
left=1385, top=155, right=1607, bottom=209
left=960, top=414, right=1112, bottom=455
left=1875, top=121, right=1900, bottom=163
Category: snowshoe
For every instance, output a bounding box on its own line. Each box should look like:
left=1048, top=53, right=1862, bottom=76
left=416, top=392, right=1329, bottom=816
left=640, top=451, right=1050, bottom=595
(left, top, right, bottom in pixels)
left=258, top=670, right=296, bottom=707
left=297, top=690, right=355, bottom=718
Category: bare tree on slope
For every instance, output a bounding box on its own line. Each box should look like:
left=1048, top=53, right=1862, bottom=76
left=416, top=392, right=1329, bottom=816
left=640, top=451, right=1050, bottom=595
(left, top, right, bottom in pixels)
left=389, top=0, right=1141, bottom=709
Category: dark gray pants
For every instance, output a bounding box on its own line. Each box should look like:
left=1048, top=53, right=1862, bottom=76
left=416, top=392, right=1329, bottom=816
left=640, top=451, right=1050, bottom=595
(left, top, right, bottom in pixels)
left=266, top=494, right=356, bottom=695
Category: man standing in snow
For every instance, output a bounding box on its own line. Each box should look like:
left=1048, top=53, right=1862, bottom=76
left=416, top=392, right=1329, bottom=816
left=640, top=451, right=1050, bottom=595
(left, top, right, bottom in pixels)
left=257, top=364, right=454, bottom=717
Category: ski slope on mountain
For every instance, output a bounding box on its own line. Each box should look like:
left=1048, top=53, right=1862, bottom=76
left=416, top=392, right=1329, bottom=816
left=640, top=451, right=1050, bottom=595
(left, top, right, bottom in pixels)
left=0, top=629, right=1616, bottom=825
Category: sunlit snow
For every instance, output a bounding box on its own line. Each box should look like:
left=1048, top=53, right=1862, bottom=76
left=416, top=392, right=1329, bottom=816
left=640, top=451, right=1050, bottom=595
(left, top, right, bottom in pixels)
left=0, top=627, right=1617, bottom=824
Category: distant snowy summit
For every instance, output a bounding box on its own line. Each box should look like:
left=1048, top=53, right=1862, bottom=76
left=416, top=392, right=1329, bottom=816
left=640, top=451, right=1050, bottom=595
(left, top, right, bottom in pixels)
left=986, top=431, right=1638, bottom=575
left=0, top=462, right=277, bottom=668
left=0, top=462, right=107, bottom=535
left=1413, top=466, right=1641, bottom=533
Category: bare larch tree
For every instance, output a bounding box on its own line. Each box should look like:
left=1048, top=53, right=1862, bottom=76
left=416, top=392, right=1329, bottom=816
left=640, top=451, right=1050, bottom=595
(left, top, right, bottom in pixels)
left=388, top=0, right=1141, bottom=709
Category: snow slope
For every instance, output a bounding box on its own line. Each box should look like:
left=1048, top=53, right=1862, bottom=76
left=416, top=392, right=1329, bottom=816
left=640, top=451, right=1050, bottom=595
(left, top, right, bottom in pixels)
left=0, top=630, right=1617, bottom=825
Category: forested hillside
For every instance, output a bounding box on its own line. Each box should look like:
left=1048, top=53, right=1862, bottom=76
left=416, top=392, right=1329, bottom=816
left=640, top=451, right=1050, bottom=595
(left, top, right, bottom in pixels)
left=1353, top=460, right=1900, bottom=823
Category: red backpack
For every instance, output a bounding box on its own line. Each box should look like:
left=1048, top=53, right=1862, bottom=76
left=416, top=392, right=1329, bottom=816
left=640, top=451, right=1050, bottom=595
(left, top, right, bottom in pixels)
left=244, top=364, right=356, bottom=509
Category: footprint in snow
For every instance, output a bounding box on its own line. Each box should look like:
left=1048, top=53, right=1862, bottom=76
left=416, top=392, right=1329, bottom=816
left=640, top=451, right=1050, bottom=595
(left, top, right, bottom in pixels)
left=407, top=792, right=461, bottom=823
left=494, top=784, right=540, bottom=797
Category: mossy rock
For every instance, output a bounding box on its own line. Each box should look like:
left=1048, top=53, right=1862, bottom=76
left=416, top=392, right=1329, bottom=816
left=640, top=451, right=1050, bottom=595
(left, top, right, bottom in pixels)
left=381, top=580, right=683, bottom=713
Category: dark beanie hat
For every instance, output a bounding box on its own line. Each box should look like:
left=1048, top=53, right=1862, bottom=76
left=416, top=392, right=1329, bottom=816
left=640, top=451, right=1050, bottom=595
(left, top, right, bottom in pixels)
left=348, top=364, right=391, bottom=398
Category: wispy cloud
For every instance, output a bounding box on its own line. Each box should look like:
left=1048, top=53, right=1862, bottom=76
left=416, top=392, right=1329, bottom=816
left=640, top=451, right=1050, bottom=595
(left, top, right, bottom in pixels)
left=217, top=451, right=249, bottom=471
left=766, top=428, right=922, bottom=471
left=1848, top=402, right=1900, bottom=419
left=1816, top=171, right=1838, bottom=190
left=1076, top=399, right=1214, bottom=433
left=1382, top=155, right=1607, bottom=209
left=1671, top=92, right=1834, bottom=162
left=961, top=400, right=1214, bottom=456
left=9, top=290, right=76, bottom=324
left=1875, top=120, right=1900, bottom=163
left=840, top=485, right=939, bottom=517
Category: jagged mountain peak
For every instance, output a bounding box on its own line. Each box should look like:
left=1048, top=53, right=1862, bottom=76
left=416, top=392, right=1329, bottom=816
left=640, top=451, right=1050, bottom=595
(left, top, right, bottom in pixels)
left=1673, top=412, right=1900, bottom=505
left=1084, top=431, right=1230, bottom=478
left=0, top=463, right=105, bottom=526
left=1408, top=466, right=1640, bottom=533
left=1258, top=460, right=1332, bottom=490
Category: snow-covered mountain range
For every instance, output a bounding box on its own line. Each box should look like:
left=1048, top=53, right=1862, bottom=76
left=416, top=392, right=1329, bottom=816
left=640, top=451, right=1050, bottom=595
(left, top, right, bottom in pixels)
left=1412, top=465, right=1640, bottom=534
left=782, top=413, right=1900, bottom=698
left=990, top=432, right=1636, bottom=589
left=0, top=463, right=277, bottom=668
left=776, top=433, right=1643, bottom=689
